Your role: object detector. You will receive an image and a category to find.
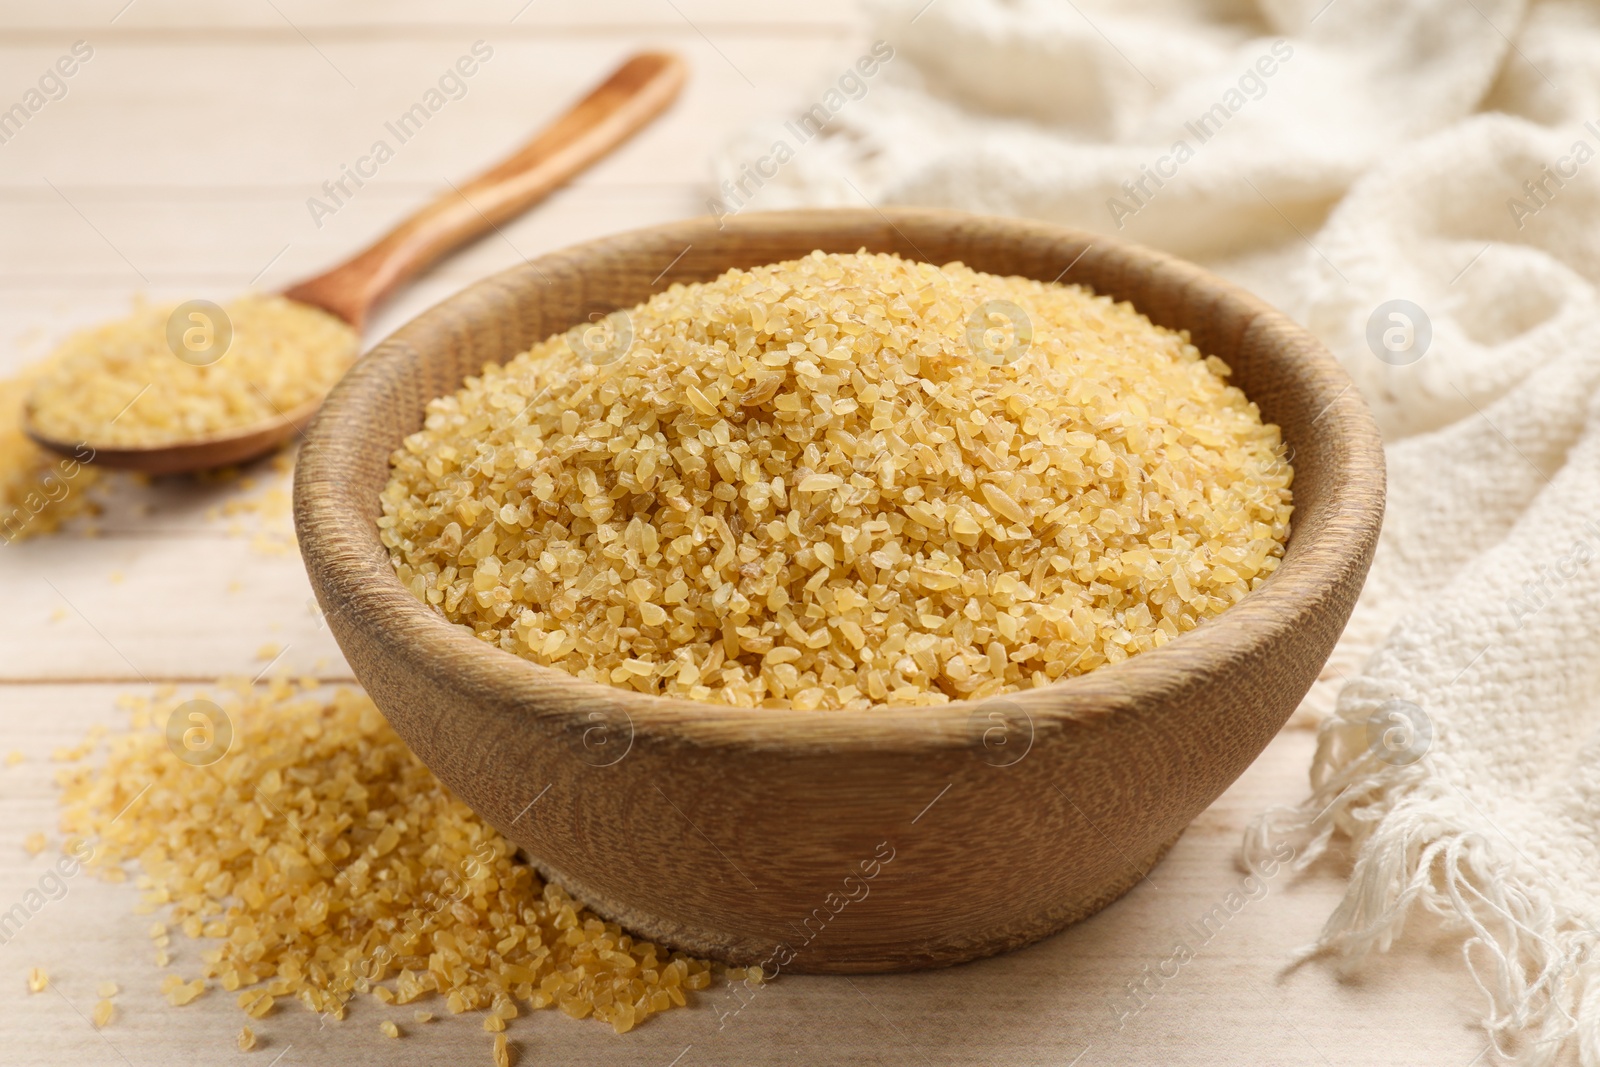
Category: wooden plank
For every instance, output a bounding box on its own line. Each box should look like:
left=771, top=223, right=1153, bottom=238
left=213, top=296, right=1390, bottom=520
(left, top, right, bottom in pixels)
left=0, top=184, right=704, bottom=299
left=0, top=35, right=853, bottom=189
left=0, top=0, right=860, bottom=33
left=0, top=711, right=1488, bottom=1065
left=0, top=531, right=351, bottom=682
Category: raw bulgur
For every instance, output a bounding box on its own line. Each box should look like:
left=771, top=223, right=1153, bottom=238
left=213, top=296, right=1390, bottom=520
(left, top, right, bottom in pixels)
left=26, top=294, right=357, bottom=448
left=380, top=251, right=1292, bottom=709
left=57, top=682, right=729, bottom=1036
left=0, top=367, right=99, bottom=542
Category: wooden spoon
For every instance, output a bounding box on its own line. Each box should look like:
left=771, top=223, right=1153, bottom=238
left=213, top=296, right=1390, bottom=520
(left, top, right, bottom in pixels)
left=25, top=51, right=687, bottom=475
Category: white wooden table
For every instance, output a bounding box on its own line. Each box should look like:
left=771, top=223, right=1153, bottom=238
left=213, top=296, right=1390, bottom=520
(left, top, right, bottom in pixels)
left=0, top=4, right=1494, bottom=1064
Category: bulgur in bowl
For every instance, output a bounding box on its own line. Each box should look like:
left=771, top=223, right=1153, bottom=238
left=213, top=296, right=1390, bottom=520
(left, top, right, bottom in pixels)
left=294, top=209, right=1384, bottom=973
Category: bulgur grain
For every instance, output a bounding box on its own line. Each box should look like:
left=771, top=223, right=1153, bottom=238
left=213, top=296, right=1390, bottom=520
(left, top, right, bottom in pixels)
left=58, top=682, right=719, bottom=1034
left=381, top=1020, right=401, bottom=1038
left=381, top=251, right=1292, bottom=708
left=98, top=980, right=119, bottom=998
left=166, top=978, right=206, bottom=1006
left=237, top=1025, right=257, bottom=1051
left=26, top=967, right=47, bottom=993
left=493, top=1032, right=511, bottom=1067
left=92, top=998, right=115, bottom=1027
left=26, top=294, right=357, bottom=448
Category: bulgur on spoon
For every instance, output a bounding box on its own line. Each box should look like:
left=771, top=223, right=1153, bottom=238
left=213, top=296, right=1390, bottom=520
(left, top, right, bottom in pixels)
left=23, top=52, right=686, bottom=476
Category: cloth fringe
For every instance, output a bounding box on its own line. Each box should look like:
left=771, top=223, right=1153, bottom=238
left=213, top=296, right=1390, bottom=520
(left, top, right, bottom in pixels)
left=1247, top=681, right=1599, bottom=1065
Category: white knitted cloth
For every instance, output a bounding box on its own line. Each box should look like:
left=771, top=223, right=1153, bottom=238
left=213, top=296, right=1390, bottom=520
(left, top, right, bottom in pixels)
left=717, top=1, right=1600, bottom=1060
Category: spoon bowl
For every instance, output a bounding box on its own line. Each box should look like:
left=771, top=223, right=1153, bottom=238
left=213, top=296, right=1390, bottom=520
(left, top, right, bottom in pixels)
left=24, top=397, right=319, bottom=476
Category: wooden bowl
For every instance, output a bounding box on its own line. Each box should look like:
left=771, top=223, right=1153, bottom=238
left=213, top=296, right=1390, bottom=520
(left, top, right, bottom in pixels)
left=294, top=209, right=1384, bottom=974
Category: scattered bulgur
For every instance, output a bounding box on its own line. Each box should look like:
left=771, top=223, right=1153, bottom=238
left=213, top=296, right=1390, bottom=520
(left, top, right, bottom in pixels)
left=211, top=478, right=297, bottom=556
left=380, top=251, right=1292, bottom=709
left=0, top=367, right=100, bottom=543
left=26, top=294, right=357, bottom=448
left=380, top=1020, right=401, bottom=1038
left=22, top=831, right=46, bottom=856
left=58, top=682, right=718, bottom=1036
left=97, top=981, right=119, bottom=998
left=27, top=967, right=47, bottom=993
left=493, top=1032, right=511, bottom=1067
left=92, top=998, right=115, bottom=1027
left=238, top=1025, right=257, bottom=1051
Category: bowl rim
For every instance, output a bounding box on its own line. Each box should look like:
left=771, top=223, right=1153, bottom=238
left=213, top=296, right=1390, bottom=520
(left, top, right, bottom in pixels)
left=294, top=208, right=1384, bottom=752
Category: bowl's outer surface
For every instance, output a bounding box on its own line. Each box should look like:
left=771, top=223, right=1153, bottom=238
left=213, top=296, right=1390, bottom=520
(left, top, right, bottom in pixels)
left=294, top=209, right=1385, bottom=973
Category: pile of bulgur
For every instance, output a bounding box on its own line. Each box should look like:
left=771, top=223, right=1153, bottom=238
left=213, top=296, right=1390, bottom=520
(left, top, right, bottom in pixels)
left=56, top=681, right=734, bottom=1041
left=27, top=294, right=357, bottom=448
left=380, top=251, right=1292, bottom=710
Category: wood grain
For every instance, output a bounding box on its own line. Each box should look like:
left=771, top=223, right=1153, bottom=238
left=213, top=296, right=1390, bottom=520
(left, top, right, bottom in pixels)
left=284, top=51, right=688, bottom=330
left=293, top=209, right=1387, bottom=973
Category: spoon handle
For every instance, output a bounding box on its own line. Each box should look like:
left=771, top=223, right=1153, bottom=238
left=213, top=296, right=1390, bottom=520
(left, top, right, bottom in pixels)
left=284, top=51, right=687, bottom=330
